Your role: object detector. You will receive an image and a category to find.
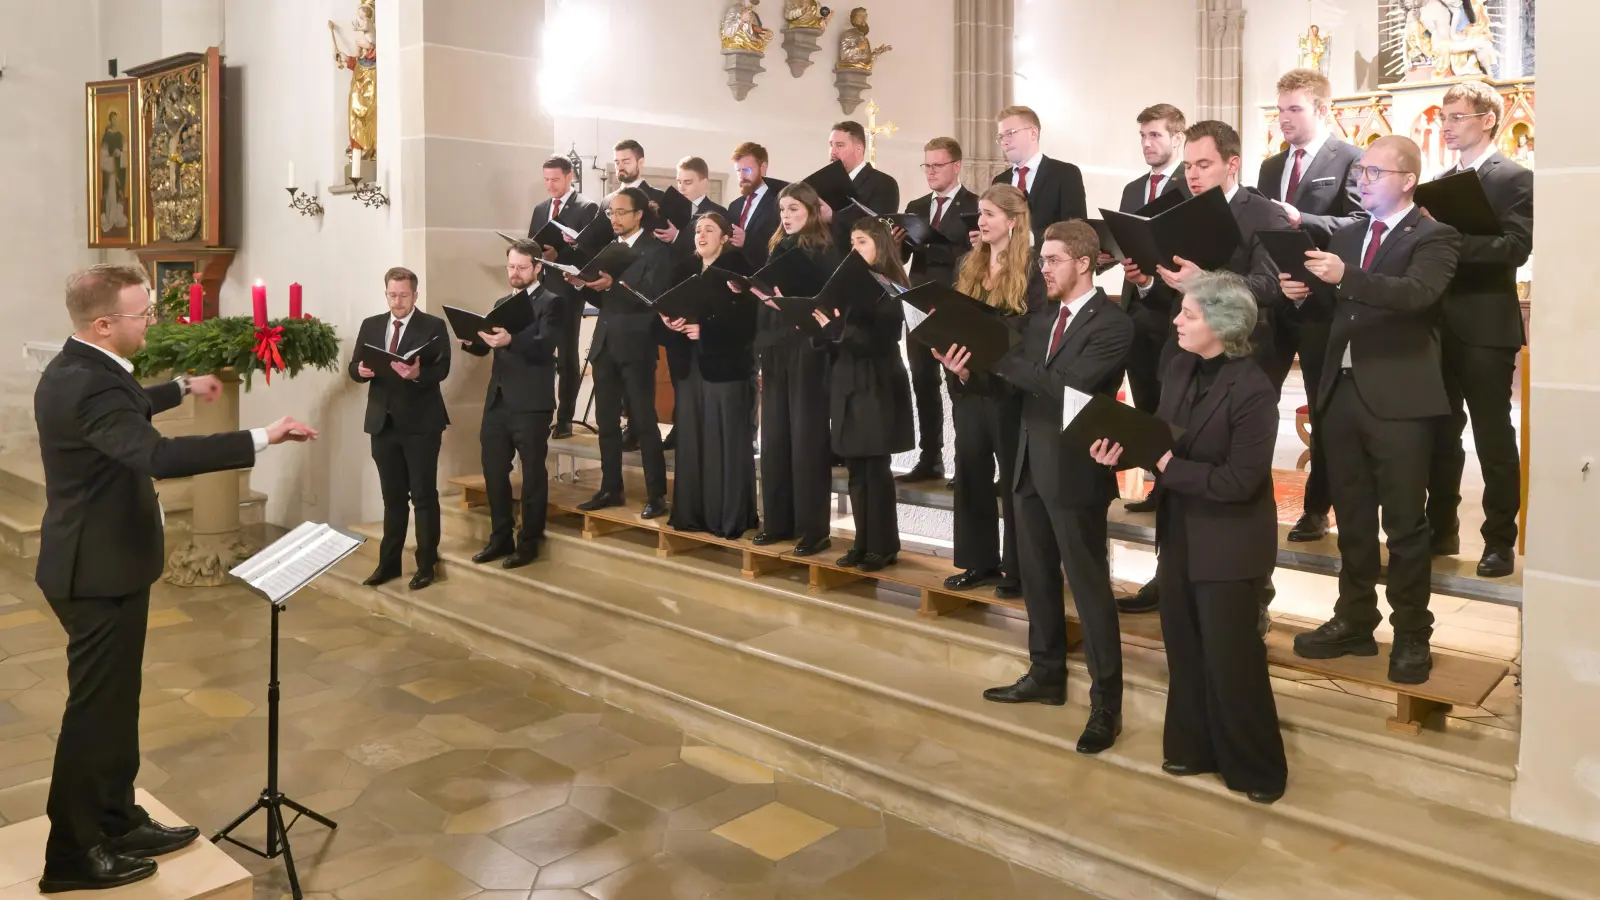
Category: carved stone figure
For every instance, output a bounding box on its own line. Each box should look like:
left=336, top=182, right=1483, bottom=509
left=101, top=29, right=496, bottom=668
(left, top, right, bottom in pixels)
left=836, top=7, right=891, bottom=71
left=329, top=0, right=378, bottom=159
left=784, top=0, right=832, bottom=30
left=721, top=0, right=776, bottom=53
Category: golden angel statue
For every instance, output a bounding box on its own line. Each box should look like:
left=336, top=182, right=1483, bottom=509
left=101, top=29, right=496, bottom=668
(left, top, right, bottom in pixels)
left=721, top=0, right=776, bottom=53
left=784, top=0, right=833, bottom=30
left=1297, top=25, right=1328, bottom=74
left=837, top=7, right=891, bottom=71
left=329, top=0, right=377, bottom=159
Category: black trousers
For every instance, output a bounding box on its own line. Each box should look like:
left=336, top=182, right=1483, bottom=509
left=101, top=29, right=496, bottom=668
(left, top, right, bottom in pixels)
left=1324, top=373, right=1435, bottom=638
left=759, top=342, right=832, bottom=545
left=370, top=426, right=442, bottom=570
left=1014, top=467, right=1121, bottom=713
left=1427, top=335, right=1520, bottom=550
left=1266, top=314, right=1333, bottom=518
left=905, top=341, right=944, bottom=468
left=46, top=588, right=153, bottom=862
left=592, top=348, right=667, bottom=500
left=1126, top=327, right=1167, bottom=414
left=951, top=391, right=1021, bottom=578
left=482, top=400, right=553, bottom=549
left=846, top=456, right=899, bottom=556
left=1157, top=500, right=1286, bottom=794
left=554, top=294, right=585, bottom=428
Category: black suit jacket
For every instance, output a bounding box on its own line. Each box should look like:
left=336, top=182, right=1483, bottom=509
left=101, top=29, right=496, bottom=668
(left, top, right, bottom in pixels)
left=1118, top=163, right=1191, bottom=215
left=726, top=177, right=791, bottom=270
left=348, top=311, right=452, bottom=435
left=992, top=289, right=1133, bottom=507
left=1435, top=153, right=1532, bottom=348
left=528, top=191, right=602, bottom=300
left=584, top=233, right=674, bottom=363
left=1119, top=165, right=1191, bottom=336
left=1257, top=137, right=1367, bottom=246
left=993, top=155, right=1088, bottom=243
left=1318, top=208, right=1460, bottom=420
left=1154, top=353, right=1280, bottom=582
left=465, top=288, right=565, bottom=413
left=904, top=186, right=979, bottom=286
left=832, top=163, right=900, bottom=247
left=34, top=340, right=256, bottom=600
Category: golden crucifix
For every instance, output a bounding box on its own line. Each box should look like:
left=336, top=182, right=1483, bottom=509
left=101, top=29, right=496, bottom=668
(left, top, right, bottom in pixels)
left=864, top=100, right=897, bottom=165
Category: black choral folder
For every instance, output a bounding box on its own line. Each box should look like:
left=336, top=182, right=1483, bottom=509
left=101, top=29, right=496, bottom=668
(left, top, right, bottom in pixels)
left=902, top=282, right=1019, bottom=372
left=652, top=275, right=736, bottom=321
left=1136, top=187, right=1187, bottom=218
left=959, top=211, right=981, bottom=235
left=772, top=294, right=826, bottom=334
left=809, top=251, right=881, bottom=315
left=1255, top=228, right=1320, bottom=286
left=549, top=242, right=639, bottom=283
left=881, top=212, right=952, bottom=247
left=716, top=248, right=831, bottom=298
left=802, top=160, right=857, bottom=212
left=1061, top=393, right=1184, bottom=472
left=444, top=293, right=535, bottom=352
left=1099, top=186, right=1241, bottom=276
left=1087, top=219, right=1124, bottom=274
left=656, top=186, right=696, bottom=231
left=1415, top=171, right=1503, bottom=236
left=355, top=335, right=439, bottom=378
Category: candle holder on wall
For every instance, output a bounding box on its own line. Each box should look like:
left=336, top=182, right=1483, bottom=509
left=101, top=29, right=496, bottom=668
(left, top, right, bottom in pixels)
left=347, top=163, right=389, bottom=208
left=285, top=187, right=325, bottom=217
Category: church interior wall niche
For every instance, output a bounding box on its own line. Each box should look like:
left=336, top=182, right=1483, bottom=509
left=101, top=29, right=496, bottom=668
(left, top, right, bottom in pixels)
left=85, top=78, right=143, bottom=248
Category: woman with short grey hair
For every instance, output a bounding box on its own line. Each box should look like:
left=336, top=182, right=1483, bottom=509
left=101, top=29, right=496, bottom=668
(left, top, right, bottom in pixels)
left=1090, top=270, right=1288, bottom=803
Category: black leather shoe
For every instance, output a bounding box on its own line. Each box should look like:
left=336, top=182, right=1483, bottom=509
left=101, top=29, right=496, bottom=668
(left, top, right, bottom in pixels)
left=1248, top=789, right=1285, bottom=805
left=640, top=498, right=669, bottom=520
left=896, top=461, right=945, bottom=484
left=578, top=491, right=625, bottom=512
left=1431, top=534, right=1461, bottom=556
left=363, top=565, right=401, bottom=587
left=1117, top=580, right=1159, bottom=614
left=1477, top=546, right=1515, bottom=578
left=856, top=552, right=896, bottom=573
left=502, top=545, right=539, bottom=570
left=1076, top=708, right=1122, bottom=755
left=1292, top=617, right=1379, bottom=660
left=1388, top=636, right=1434, bottom=685
left=1123, top=494, right=1157, bottom=514
left=943, top=568, right=999, bottom=590
left=107, top=819, right=201, bottom=858
left=551, top=423, right=574, bottom=440
left=993, top=577, right=1022, bottom=600
left=472, top=542, right=514, bottom=564
left=1161, top=760, right=1216, bottom=777
left=792, top=537, right=832, bottom=558
left=39, top=846, right=157, bottom=893
left=408, top=568, right=435, bottom=590
left=836, top=547, right=865, bottom=568
left=1287, top=512, right=1329, bottom=543
left=621, top=431, right=640, bottom=452
left=751, top=531, right=793, bottom=546
left=982, top=674, right=1066, bottom=706
left=945, top=478, right=956, bottom=490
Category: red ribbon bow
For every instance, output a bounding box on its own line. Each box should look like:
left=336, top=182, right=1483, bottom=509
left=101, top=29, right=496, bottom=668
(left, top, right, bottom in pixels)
left=253, top=325, right=285, bottom=385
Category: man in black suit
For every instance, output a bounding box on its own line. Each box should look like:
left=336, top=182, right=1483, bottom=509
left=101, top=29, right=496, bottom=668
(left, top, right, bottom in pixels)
left=935, top=221, right=1134, bottom=754
left=567, top=187, right=673, bottom=518
left=1256, top=68, right=1367, bottom=544
left=527, top=155, right=601, bottom=440
left=1281, top=136, right=1462, bottom=684
left=822, top=119, right=900, bottom=247
left=1426, top=81, right=1532, bottom=579
left=986, top=105, right=1088, bottom=245
left=652, top=156, right=729, bottom=450
left=33, top=266, right=314, bottom=892
left=893, top=136, right=976, bottom=485
left=612, top=138, right=665, bottom=201
left=727, top=141, right=790, bottom=270
left=463, top=241, right=566, bottom=567
left=348, top=266, right=451, bottom=590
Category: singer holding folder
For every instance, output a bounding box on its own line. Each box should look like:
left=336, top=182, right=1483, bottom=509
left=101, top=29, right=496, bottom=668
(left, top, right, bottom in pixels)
left=1091, top=271, right=1287, bottom=804
left=661, top=213, right=760, bottom=538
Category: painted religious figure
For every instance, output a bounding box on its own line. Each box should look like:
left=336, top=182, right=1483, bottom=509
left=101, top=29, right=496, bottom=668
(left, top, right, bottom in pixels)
left=837, top=7, right=891, bottom=71
left=784, top=0, right=833, bottom=30
left=99, top=111, right=130, bottom=236
left=1399, top=0, right=1498, bottom=78
left=721, top=0, right=776, bottom=52
left=1297, top=25, right=1329, bottom=74
left=86, top=79, right=139, bottom=247
left=330, top=0, right=378, bottom=159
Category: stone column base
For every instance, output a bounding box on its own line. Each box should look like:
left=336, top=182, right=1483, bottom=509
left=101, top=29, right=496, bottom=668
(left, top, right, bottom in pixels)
left=723, top=50, right=767, bottom=101
left=782, top=28, right=824, bottom=77
left=833, top=68, right=871, bottom=114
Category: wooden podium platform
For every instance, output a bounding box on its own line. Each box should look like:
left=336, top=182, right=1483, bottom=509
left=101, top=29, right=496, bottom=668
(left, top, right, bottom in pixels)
left=0, top=791, right=249, bottom=899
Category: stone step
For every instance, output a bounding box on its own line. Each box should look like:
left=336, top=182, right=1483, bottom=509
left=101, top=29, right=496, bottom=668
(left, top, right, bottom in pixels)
left=0, top=471, right=265, bottom=560
left=326, top=521, right=1597, bottom=900
left=0, top=451, right=254, bottom=509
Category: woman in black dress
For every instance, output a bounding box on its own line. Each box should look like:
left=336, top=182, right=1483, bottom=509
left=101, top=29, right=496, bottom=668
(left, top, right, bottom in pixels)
left=661, top=213, right=759, bottom=538
left=812, top=218, right=914, bottom=571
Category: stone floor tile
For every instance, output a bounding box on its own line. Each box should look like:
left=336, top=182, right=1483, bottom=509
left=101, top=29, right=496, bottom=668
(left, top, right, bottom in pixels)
left=532, top=828, right=664, bottom=889
left=712, top=803, right=838, bottom=862
left=680, top=745, right=776, bottom=785
left=336, top=855, right=481, bottom=900
left=445, top=783, right=571, bottom=835
left=616, top=762, right=730, bottom=812
left=772, top=782, right=881, bottom=830
left=532, top=727, right=640, bottom=771
left=491, top=804, right=618, bottom=866
left=664, top=828, right=777, bottom=884
left=568, top=785, right=670, bottom=833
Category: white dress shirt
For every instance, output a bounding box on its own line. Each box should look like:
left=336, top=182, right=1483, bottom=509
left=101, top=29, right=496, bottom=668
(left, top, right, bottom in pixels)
left=1280, top=130, right=1330, bottom=201
left=549, top=185, right=577, bottom=217
left=1457, top=144, right=1495, bottom=172
left=1012, top=152, right=1044, bottom=194
left=1146, top=157, right=1183, bottom=202
left=384, top=309, right=415, bottom=351
left=70, top=338, right=271, bottom=454
left=1342, top=203, right=1416, bottom=367
left=618, top=228, right=644, bottom=248
left=848, top=161, right=868, bottom=181
left=1047, top=287, right=1099, bottom=357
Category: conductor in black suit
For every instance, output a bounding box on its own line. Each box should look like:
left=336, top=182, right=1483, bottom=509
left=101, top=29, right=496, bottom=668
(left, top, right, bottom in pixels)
left=463, top=241, right=566, bottom=567
left=652, top=157, right=728, bottom=450
left=821, top=120, right=900, bottom=247
left=1426, top=81, right=1532, bottom=579
left=566, top=187, right=674, bottom=518
left=986, top=105, right=1088, bottom=244
left=1256, top=69, right=1366, bottom=545
left=348, top=266, right=451, bottom=590
left=527, top=155, right=601, bottom=439
left=33, top=266, right=315, bottom=893
left=727, top=141, right=790, bottom=270
left=936, top=221, right=1134, bottom=755
left=894, top=136, right=977, bottom=485
left=1281, top=136, right=1462, bottom=686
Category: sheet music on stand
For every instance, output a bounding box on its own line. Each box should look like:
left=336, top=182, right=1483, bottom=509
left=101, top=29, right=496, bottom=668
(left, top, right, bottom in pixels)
left=230, top=522, right=366, bottom=606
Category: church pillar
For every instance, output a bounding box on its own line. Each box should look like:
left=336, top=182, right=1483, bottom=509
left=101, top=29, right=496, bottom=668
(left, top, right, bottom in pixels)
left=953, top=0, right=1013, bottom=188
left=1196, top=0, right=1246, bottom=129
left=1509, top=3, right=1600, bottom=846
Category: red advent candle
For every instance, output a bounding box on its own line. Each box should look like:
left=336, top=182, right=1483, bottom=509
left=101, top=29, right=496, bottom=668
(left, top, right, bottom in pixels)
left=188, top=282, right=204, bottom=323
left=252, top=280, right=267, bottom=327
left=289, top=282, right=303, bottom=319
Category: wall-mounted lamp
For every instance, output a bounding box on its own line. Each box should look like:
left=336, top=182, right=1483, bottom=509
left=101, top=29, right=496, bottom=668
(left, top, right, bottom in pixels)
left=345, top=149, right=388, bottom=209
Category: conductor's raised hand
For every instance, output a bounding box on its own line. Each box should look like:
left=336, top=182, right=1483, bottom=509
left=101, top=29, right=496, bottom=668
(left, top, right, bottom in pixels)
left=479, top=327, right=512, bottom=349
left=188, top=375, right=223, bottom=402
left=266, top=416, right=318, bottom=445
left=1088, top=439, right=1124, bottom=468
left=391, top=358, right=421, bottom=380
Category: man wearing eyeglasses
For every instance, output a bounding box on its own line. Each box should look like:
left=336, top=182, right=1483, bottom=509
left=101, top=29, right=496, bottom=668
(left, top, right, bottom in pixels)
left=894, top=136, right=977, bottom=486
left=1424, top=81, right=1532, bottom=580
left=1278, top=135, right=1462, bottom=685
left=34, top=266, right=316, bottom=892
left=726, top=142, right=790, bottom=270
left=986, top=105, right=1087, bottom=245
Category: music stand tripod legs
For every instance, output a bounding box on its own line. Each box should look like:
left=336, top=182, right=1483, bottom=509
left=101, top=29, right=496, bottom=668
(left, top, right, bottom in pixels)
left=211, top=600, right=336, bottom=900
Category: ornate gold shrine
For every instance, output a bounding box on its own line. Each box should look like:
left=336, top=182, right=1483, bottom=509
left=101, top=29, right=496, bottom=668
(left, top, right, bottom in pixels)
left=125, top=49, right=224, bottom=248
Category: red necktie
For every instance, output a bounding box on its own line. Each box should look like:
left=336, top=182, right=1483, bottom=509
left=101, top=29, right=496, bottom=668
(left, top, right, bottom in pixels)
left=931, top=195, right=948, bottom=228
left=739, top=194, right=754, bottom=230
left=1361, top=221, right=1388, bottom=271
left=1016, top=166, right=1030, bottom=199
left=1285, top=148, right=1306, bottom=200
left=389, top=319, right=402, bottom=354
left=1147, top=174, right=1163, bottom=205
left=551, top=197, right=561, bottom=221
left=1047, top=304, right=1071, bottom=357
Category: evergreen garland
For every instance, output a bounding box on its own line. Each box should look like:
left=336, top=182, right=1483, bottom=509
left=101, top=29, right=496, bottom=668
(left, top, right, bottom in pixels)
left=133, top=283, right=342, bottom=390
